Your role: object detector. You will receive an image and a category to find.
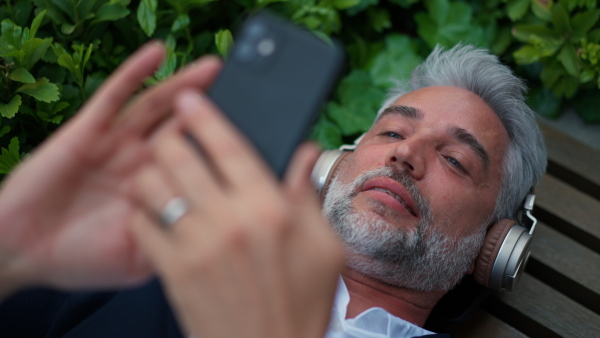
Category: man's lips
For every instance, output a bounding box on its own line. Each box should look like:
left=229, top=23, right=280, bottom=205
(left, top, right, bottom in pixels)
left=361, top=177, right=419, bottom=218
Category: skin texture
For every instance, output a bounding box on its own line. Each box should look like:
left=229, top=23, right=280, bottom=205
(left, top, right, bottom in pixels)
left=0, top=42, right=223, bottom=297
left=129, top=91, right=345, bottom=338
left=335, top=86, right=509, bottom=326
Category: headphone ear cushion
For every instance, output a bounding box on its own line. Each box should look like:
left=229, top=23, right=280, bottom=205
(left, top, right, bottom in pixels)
left=473, top=219, right=516, bottom=287
left=311, top=150, right=351, bottom=200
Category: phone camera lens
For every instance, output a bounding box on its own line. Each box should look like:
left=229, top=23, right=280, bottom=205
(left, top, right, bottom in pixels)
left=235, top=42, right=255, bottom=63
left=256, top=38, right=275, bottom=56
left=246, top=21, right=266, bottom=39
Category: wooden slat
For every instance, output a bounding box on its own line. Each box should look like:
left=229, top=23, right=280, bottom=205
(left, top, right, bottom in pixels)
left=539, top=121, right=600, bottom=186
left=530, top=222, right=600, bottom=296
left=536, top=174, right=600, bottom=239
left=493, top=274, right=600, bottom=337
left=440, top=309, right=527, bottom=338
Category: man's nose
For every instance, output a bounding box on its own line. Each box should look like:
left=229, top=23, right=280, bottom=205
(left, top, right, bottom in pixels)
left=385, top=136, right=428, bottom=180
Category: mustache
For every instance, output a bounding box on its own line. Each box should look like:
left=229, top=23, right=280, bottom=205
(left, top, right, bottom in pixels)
left=348, top=166, right=431, bottom=218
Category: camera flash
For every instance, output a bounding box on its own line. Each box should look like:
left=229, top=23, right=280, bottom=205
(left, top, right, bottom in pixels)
left=257, top=38, right=275, bottom=56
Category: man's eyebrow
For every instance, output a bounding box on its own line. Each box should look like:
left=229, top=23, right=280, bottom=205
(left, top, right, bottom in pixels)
left=449, top=126, right=490, bottom=171
left=377, top=105, right=424, bottom=121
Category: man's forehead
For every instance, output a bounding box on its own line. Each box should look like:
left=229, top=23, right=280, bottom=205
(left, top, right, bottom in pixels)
left=370, top=86, right=509, bottom=170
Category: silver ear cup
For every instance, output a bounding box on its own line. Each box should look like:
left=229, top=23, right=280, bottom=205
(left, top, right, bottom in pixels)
left=311, top=149, right=345, bottom=200
left=489, top=224, right=533, bottom=291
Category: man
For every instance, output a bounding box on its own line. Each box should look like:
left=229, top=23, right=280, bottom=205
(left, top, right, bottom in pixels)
left=0, top=43, right=546, bottom=337
left=319, top=44, right=546, bottom=336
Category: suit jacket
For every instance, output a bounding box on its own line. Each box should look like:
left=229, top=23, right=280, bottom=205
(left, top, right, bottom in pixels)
left=0, top=279, right=450, bottom=338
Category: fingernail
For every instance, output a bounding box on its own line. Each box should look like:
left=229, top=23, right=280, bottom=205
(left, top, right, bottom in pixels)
left=175, top=90, right=202, bottom=116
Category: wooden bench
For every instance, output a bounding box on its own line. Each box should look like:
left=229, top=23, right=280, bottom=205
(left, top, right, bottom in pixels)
left=428, top=121, right=600, bottom=337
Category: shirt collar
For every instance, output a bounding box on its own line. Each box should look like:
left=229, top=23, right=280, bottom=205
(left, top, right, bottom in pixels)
left=327, top=276, right=435, bottom=338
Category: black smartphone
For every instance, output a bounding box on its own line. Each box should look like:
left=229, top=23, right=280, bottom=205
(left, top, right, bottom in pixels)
left=206, top=11, right=345, bottom=177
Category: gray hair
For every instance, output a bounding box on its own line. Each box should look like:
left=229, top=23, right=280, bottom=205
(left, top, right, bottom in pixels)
left=376, top=44, right=547, bottom=221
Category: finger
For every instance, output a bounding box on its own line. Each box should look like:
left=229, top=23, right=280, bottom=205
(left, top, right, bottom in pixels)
left=283, top=142, right=321, bottom=200
left=74, top=41, right=166, bottom=133
left=117, top=56, right=223, bottom=137
left=129, top=209, right=172, bottom=273
left=132, top=165, right=182, bottom=225
left=173, top=90, right=276, bottom=191
left=152, top=131, right=224, bottom=208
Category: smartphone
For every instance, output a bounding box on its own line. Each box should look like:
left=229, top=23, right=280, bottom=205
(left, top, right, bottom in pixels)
left=206, top=11, right=345, bottom=177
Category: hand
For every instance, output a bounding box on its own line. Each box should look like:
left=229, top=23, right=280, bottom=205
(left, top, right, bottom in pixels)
left=129, top=91, right=345, bottom=338
left=0, top=42, right=222, bottom=297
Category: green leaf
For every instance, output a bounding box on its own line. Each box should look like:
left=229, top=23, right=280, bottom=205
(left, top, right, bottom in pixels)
left=61, top=22, right=76, bottom=35
left=531, top=0, right=553, bottom=22
left=256, top=0, right=288, bottom=6
left=580, top=68, right=595, bottom=83
left=507, top=0, right=530, bottom=22
left=310, top=114, right=343, bottom=149
left=367, top=7, right=391, bottom=33
left=388, top=0, right=419, bottom=8
left=82, top=44, right=93, bottom=70
left=327, top=102, right=375, bottom=135
left=347, top=0, right=378, bottom=16
left=425, top=0, right=450, bottom=26
left=541, top=60, right=564, bottom=87
left=215, top=29, right=234, bottom=59
left=527, top=86, right=562, bottom=119
left=9, top=68, right=35, bottom=83
left=571, top=9, right=600, bottom=35
left=0, top=137, right=22, bottom=174
left=1, top=20, right=23, bottom=50
left=137, top=0, right=157, bottom=37
left=333, top=0, right=360, bottom=10
left=490, top=27, right=513, bottom=55
left=52, top=0, right=76, bottom=22
left=512, top=24, right=561, bottom=43
left=416, top=0, right=486, bottom=49
left=93, top=3, right=130, bottom=24
left=0, top=125, right=10, bottom=138
left=22, top=37, right=52, bottom=69
left=369, top=34, right=421, bottom=88
left=514, top=45, right=544, bottom=64
left=84, top=72, right=105, bottom=98
left=552, top=4, right=571, bottom=35
left=328, top=70, right=384, bottom=136
left=29, top=9, right=46, bottom=38
left=77, top=0, right=96, bottom=20
left=171, top=14, right=190, bottom=32
left=17, top=78, right=59, bottom=103
left=557, top=42, right=579, bottom=77
left=154, top=35, right=177, bottom=81
left=0, top=95, right=22, bottom=118
left=552, top=75, right=579, bottom=98
left=57, top=53, right=76, bottom=75
left=12, top=0, right=33, bottom=27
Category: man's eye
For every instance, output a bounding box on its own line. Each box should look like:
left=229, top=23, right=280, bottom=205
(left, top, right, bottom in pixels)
left=446, top=157, right=467, bottom=173
left=381, top=131, right=403, bottom=139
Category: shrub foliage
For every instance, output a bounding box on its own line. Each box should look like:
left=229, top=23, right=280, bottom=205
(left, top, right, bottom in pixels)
left=0, top=0, right=598, bottom=175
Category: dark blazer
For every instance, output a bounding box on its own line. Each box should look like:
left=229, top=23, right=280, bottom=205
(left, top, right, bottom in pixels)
left=0, top=279, right=450, bottom=338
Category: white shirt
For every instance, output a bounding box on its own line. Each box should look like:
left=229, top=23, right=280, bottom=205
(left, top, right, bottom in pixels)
left=325, top=277, right=435, bottom=338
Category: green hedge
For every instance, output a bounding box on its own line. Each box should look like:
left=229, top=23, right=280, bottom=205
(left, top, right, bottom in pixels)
left=0, top=0, right=598, bottom=175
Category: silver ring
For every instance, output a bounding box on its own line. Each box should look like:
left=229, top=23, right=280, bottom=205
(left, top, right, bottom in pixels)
left=159, top=197, right=189, bottom=228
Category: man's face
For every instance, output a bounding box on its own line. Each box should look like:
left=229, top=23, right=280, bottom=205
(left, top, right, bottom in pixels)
left=324, top=86, right=509, bottom=291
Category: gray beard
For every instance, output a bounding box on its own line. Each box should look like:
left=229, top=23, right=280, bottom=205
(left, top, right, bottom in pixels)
left=322, top=166, right=486, bottom=292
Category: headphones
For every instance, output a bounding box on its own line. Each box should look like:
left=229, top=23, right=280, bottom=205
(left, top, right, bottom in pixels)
left=310, top=138, right=537, bottom=292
